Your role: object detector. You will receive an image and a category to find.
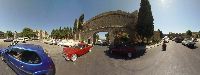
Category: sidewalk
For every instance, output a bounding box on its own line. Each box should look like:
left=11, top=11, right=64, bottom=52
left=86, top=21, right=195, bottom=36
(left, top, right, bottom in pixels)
left=146, top=41, right=162, bottom=49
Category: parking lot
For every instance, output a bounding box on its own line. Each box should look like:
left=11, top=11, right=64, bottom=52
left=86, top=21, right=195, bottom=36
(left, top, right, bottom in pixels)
left=1, top=40, right=200, bottom=75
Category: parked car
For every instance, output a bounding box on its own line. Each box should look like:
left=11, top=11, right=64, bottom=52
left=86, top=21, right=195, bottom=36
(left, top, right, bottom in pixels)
left=95, top=40, right=103, bottom=45
left=24, top=37, right=29, bottom=41
left=58, top=40, right=76, bottom=47
left=43, top=39, right=56, bottom=45
left=31, top=38, right=39, bottom=40
left=13, top=38, right=26, bottom=43
left=172, top=37, right=176, bottom=41
left=95, top=40, right=108, bottom=46
left=102, top=40, right=108, bottom=46
left=182, top=39, right=188, bottom=45
left=182, top=38, right=195, bottom=48
left=109, top=42, right=136, bottom=58
left=192, top=38, right=198, bottom=42
left=175, top=37, right=184, bottom=43
left=62, top=43, right=93, bottom=61
left=43, top=39, right=50, bottom=44
left=3, top=38, right=14, bottom=42
left=0, top=44, right=55, bottom=75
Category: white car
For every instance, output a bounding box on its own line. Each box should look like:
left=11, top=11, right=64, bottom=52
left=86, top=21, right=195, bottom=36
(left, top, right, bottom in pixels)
left=58, top=40, right=76, bottom=47
left=14, top=38, right=26, bottom=43
left=182, top=38, right=195, bottom=47
left=24, top=37, right=29, bottom=41
left=44, top=39, right=54, bottom=45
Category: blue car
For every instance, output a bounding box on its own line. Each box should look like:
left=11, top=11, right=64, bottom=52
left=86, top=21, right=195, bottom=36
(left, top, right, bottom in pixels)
left=0, top=44, right=55, bottom=75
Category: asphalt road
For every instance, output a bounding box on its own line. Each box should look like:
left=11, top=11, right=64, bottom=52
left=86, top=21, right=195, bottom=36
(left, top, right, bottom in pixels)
left=0, top=40, right=200, bottom=75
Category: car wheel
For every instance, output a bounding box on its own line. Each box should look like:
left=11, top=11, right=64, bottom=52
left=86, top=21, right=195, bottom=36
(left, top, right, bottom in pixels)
left=110, top=50, right=113, bottom=54
left=128, top=52, right=132, bottom=58
left=1, top=57, right=5, bottom=61
left=64, top=56, right=70, bottom=61
left=71, top=54, right=77, bottom=62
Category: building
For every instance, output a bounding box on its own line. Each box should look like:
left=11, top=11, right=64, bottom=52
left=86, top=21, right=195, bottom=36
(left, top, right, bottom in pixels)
left=0, top=31, right=4, bottom=39
left=151, top=31, right=161, bottom=42
left=33, top=30, right=49, bottom=39
left=192, top=32, right=199, bottom=38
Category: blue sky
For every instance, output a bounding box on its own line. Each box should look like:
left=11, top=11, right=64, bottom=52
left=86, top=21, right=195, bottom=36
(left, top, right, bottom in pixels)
left=0, top=0, right=199, bottom=34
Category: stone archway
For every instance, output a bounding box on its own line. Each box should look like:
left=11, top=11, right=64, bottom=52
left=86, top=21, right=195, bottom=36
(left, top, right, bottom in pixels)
left=75, top=10, right=138, bottom=45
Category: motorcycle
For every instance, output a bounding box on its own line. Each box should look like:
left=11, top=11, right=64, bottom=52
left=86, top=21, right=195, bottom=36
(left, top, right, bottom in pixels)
left=162, top=43, right=167, bottom=51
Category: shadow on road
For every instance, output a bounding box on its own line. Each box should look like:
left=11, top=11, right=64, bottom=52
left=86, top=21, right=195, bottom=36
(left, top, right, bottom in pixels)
left=104, top=49, right=146, bottom=60
left=189, top=46, right=198, bottom=49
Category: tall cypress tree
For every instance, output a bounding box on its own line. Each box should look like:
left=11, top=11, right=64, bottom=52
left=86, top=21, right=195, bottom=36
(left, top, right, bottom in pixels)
left=73, top=19, right=77, bottom=32
left=136, top=0, right=154, bottom=43
left=78, top=14, right=84, bottom=31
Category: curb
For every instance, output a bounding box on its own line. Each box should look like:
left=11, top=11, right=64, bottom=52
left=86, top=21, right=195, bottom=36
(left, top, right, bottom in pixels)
left=146, top=43, right=162, bottom=49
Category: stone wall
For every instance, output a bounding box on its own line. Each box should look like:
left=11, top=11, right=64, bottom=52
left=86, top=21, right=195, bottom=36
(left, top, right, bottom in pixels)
left=77, top=10, right=138, bottom=43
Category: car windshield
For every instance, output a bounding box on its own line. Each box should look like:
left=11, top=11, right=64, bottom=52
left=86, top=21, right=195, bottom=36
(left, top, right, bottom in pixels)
left=73, top=44, right=84, bottom=49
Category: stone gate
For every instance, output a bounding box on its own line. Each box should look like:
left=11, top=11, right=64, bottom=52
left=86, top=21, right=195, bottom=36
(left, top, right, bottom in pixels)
left=75, top=10, right=138, bottom=44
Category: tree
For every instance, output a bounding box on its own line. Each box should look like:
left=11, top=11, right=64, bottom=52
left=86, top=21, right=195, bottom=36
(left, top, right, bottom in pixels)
left=62, top=27, right=68, bottom=39
left=21, top=27, right=36, bottom=38
left=198, top=31, right=200, bottom=38
left=51, top=29, right=60, bottom=39
left=69, top=27, right=73, bottom=38
left=105, top=33, right=109, bottom=41
left=73, top=19, right=78, bottom=33
left=186, top=30, right=192, bottom=37
left=6, top=31, right=13, bottom=38
left=136, top=0, right=154, bottom=43
left=93, top=34, right=99, bottom=40
left=78, top=14, right=84, bottom=31
left=158, top=29, right=163, bottom=38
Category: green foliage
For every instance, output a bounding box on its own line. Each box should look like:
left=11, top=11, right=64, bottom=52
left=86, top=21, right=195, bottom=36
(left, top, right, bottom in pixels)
left=73, top=19, right=78, bottom=33
left=78, top=14, right=84, bottom=31
left=93, top=34, right=99, bottom=40
left=6, top=31, right=13, bottom=38
left=186, top=30, right=192, bottom=37
left=51, top=27, right=73, bottom=39
left=105, top=33, right=109, bottom=38
left=136, top=0, right=154, bottom=42
left=158, top=29, right=163, bottom=38
left=21, top=28, right=36, bottom=38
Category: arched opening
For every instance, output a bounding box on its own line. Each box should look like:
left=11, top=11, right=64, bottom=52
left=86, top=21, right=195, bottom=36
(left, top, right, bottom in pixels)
left=93, top=32, right=109, bottom=46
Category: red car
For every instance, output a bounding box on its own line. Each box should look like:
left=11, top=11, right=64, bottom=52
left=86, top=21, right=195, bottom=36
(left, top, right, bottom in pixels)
left=62, top=43, right=93, bottom=61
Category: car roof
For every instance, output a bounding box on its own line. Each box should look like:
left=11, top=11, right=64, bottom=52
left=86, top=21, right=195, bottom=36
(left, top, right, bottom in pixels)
left=11, top=44, right=44, bottom=52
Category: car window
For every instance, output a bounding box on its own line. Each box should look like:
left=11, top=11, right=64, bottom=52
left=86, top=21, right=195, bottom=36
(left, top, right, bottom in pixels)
left=19, top=51, right=42, bottom=64
left=7, top=50, right=18, bottom=57
left=7, top=48, right=23, bottom=59
left=73, top=44, right=84, bottom=49
left=7, top=48, right=41, bottom=64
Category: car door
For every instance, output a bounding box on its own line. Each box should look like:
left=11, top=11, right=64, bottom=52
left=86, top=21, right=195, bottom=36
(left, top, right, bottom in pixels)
left=82, top=45, right=88, bottom=54
left=84, top=45, right=90, bottom=52
left=76, top=48, right=84, bottom=56
left=16, top=50, right=42, bottom=75
left=5, top=48, right=25, bottom=74
left=3, top=50, right=14, bottom=66
left=76, top=45, right=85, bottom=56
